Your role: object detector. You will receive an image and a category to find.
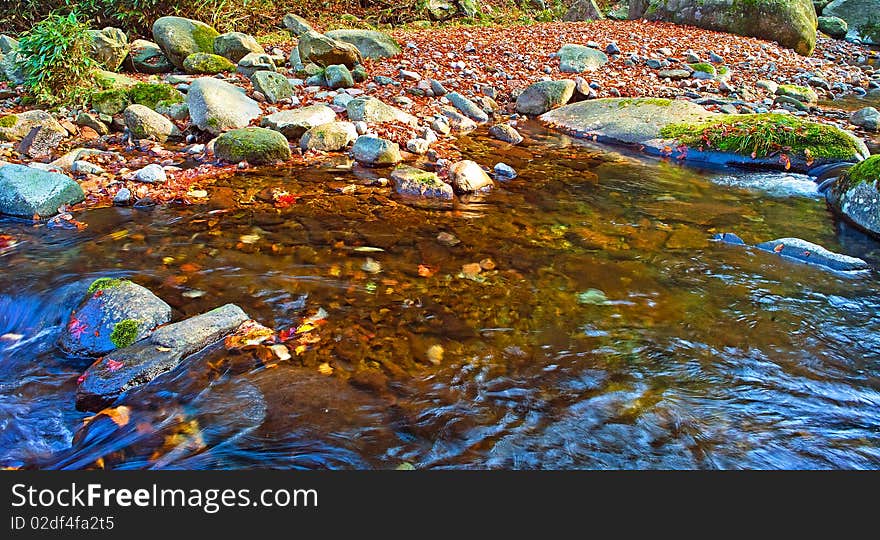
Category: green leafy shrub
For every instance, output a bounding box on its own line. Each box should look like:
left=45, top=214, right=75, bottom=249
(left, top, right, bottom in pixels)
left=15, top=12, right=96, bottom=105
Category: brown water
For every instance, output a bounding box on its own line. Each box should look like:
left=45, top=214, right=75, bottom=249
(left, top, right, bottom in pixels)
left=2, top=122, right=880, bottom=469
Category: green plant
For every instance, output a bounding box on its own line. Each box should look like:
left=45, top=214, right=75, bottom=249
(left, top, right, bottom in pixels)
left=15, top=12, right=96, bottom=105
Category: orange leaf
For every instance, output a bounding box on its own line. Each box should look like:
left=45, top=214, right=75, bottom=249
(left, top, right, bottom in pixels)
left=417, top=264, right=436, bottom=277
left=774, top=244, right=784, bottom=253
left=101, top=405, right=131, bottom=427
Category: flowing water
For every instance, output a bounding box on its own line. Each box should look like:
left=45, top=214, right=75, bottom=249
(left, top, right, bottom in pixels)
left=2, top=122, right=880, bottom=470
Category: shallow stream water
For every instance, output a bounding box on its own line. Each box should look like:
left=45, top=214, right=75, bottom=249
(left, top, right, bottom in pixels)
left=2, top=122, right=879, bottom=469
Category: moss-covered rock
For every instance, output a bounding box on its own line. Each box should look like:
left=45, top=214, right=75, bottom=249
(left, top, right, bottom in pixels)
left=124, top=104, right=181, bottom=142
left=89, top=27, right=129, bottom=72
left=818, top=15, right=849, bottom=38
left=515, top=80, right=576, bottom=115
left=250, top=70, right=293, bottom=104
left=91, top=89, right=130, bottom=115
left=183, top=52, right=235, bottom=74
left=94, top=69, right=138, bottom=90
left=776, top=84, right=818, bottom=105
left=110, top=319, right=141, bottom=349
left=87, top=277, right=127, bottom=294
left=390, top=165, right=454, bottom=200
left=826, top=155, right=880, bottom=238
left=300, top=121, right=358, bottom=151
left=214, top=127, right=292, bottom=164
left=152, top=16, right=219, bottom=69
left=629, top=0, right=818, bottom=55
left=824, top=0, right=880, bottom=44
left=128, top=83, right=184, bottom=110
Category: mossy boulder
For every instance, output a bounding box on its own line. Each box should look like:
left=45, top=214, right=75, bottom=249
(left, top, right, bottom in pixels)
left=183, top=52, right=235, bottom=74
left=0, top=110, right=67, bottom=142
left=95, top=69, right=138, bottom=90
left=59, top=278, right=171, bottom=357
left=826, top=156, right=880, bottom=238
left=390, top=165, right=454, bottom=200
left=515, top=80, right=576, bottom=115
left=818, top=16, right=849, bottom=38
left=91, top=89, right=130, bottom=115
left=300, top=121, right=358, bottom=151
left=324, top=29, right=401, bottom=59
left=214, top=127, right=292, bottom=164
left=152, top=16, right=220, bottom=69
left=250, top=70, right=293, bottom=103
left=629, top=0, right=818, bottom=55
left=540, top=98, right=868, bottom=172
left=88, top=27, right=128, bottom=71
left=824, top=0, right=880, bottom=44
left=214, top=32, right=265, bottom=63
left=129, top=39, right=173, bottom=74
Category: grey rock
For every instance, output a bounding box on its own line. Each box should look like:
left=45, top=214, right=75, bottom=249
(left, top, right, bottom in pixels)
left=214, top=32, right=264, bottom=63
left=129, top=39, right=173, bottom=74
left=494, top=162, right=517, bottom=179
left=261, top=104, right=336, bottom=140
left=282, top=13, right=315, bottom=36
left=440, top=108, right=478, bottom=133
left=563, top=0, right=605, bottom=21
left=59, top=279, right=172, bottom=357
left=405, top=138, right=430, bottom=154
left=214, top=127, right=292, bottom=164
left=187, top=77, right=261, bottom=135
left=75, top=304, right=249, bottom=411
left=0, top=164, right=85, bottom=218
left=558, top=44, right=608, bottom=73
left=658, top=69, right=691, bottom=80
left=351, top=135, right=402, bottom=166
left=325, top=64, right=354, bottom=89
left=324, top=29, right=401, bottom=59
left=300, top=121, right=358, bottom=151
left=850, top=106, right=879, bottom=131
left=515, top=80, right=576, bottom=115
left=123, top=104, right=180, bottom=142
left=71, top=160, right=106, bottom=175
left=297, top=30, right=362, bottom=68
left=448, top=160, right=493, bottom=193
left=18, top=125, right=65, bottom=159
left=76, top=113, right=109, bottom=136
left=250, top=70, right=293, bottom=103
left=89, top=27, right=128, bottom=71
left=755, top=237, right=869, bottom=271
left=430, top=79, right=448, bottom=96
left=237, top=52, right=276, bottom=78
left=113, top=188, right=132, bottom=206
left=446, top=92, right=489, bottom=123
left=824, top=0, right=879, bottom=44
left=134, top=164, right=167, bottom=183
left=152, top=16, right=219, bottom=69
left=346, top=97, right=417, bottom=125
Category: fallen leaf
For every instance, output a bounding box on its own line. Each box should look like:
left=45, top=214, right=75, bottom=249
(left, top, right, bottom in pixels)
left=100, top=405, right=131, bottom=427
left=269, top=344, right=291, bottom=361
left=318, top=362, right=334, bottom=375
left=417, top=264, right=437, bottom=277
left=774, top=244, right=785, bottom=253
left=105, top=358, right=123, bottom=372
left=426, top=344, right=444, bottom=365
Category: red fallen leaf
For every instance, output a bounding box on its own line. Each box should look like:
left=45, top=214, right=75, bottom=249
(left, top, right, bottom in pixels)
left=274, top=191, right=300, bottom=208
left=803, top=251, right=811, bottom=257
left=93, top=290, right=104, bottom=298
left=105, top=358, right=123, bottom=371
left=77, top=374, right=86, bottom=385
left=277, top=327, right=296, bottom=342
left=0, top=234, right=16, bottom=251
left=67, top=316, right=88, bottom=339
left=774, top=244, right=785, bottom=253
left=417, top=264, right=437, bottom=277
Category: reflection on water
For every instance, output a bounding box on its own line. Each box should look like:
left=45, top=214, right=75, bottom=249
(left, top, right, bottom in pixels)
left=1, top=121, right=880, bottom=469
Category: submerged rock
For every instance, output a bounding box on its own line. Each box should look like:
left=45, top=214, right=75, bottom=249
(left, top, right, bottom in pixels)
left=488, top=123, right=524, bottom=144
left=76, top=304, right=249, bottom=411
left=214, top=127, right=292, bottom=165
left=0, top=164, right=84, bottom=218
left=59, top=278, right=172, bottom=357
left=714, top=232, right=869, bottom=272
left=391, top=165, right=454, bottom=200
left=187, top=77, right=261, bottom=135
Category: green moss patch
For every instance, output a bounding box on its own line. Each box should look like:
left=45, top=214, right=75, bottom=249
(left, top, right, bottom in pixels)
left=128, top=83, right=184, bottom=110
left=690, top=63, right=716, bottom=75
left=109, top=319, right=140, bottom=349
left=87, top=277, right=128, bottom=294
left=190, top=24, right=220, bottom=54
left=660, top=113, right=862, bottom=160
left=838, top=155, right=880, bottom=191
left=182, top=52, right=234, bottom=75
left=615, top=98, right=672, bottom=108
left=0, top=115, right=17, bottom=128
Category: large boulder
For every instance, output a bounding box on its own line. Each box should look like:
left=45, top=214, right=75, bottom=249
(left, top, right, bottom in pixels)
left=0, top=164, right=84, bottom=218
left=558, top=44, right=608, bottom=73
left=300, top=121, right=358, bottom=151
left=123, top=104, right=181, bottom=142
left=826, top=155, right=880, bottom=238
left=0, top=110, right=67, bottom=142
left=324, top=29, right=401, bottom=59
left=59, top=278, right=172, bottom=357
left=351, top=136, right=402, bottom=166
left=823, top=0, right=880, bottom=44
left=850, top=107, right=879, bottom=131
left=213, top=31, right=265, bottom=63
left=563, top=0, right=605, bottom=22
left=88, top=27, right=128, bottom=71
left=390, top=165, right=454, bottom=200
left=187, top=77, right=262, bottom=135
left=75, top=304, right=249, bottom=411
left=296, top=30, right=362, bottom=68
left=152, top=16, right=219, bottom=69
left=818, top=16, right=849, bottom=38
left=628, top=0, right=818, bottom=56
left=515, top=80, right=576, bottom=115
left=540, top=98, right=869, bottom=172
left=128, top=39, right=173, bottom=73
left=261, top=105, right=336, bottom=140
left=0, top=50, right=25, bottom=85
left=250, top=70, right=293, bottom=103
left=214, top=127, right=292, bottom=164
left=346, top=97, right=418, bottom=125
left=182, top=52, right=235, bottom=74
